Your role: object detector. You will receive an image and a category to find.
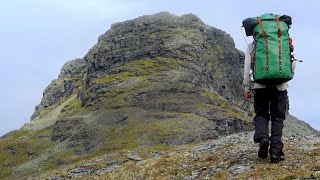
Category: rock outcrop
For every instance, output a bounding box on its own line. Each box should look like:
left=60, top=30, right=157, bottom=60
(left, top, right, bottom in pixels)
left=27, top=12, right=251, bottom=151
left=30, top=58, right=87, bottom=120
left=82, top=12, right=244, bottom=106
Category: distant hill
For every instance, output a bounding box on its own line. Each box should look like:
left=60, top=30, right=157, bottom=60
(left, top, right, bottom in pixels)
left=0, top=12, right=318, bottom=179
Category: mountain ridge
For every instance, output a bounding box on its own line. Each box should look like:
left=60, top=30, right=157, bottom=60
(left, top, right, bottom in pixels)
left=0, top=12, right=318, bottom=179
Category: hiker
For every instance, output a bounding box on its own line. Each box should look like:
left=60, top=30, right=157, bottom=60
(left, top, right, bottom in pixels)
left=242, top=13, right=297, bottom=163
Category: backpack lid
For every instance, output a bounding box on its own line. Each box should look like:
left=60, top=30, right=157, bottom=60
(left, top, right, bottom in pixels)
left=242, top=18, right=258, bottom=36
left=279, top=15, right=292, bottom=28
left=242, top=13, right=292, bottom=36
left=259, top=13, right=280, bottom=20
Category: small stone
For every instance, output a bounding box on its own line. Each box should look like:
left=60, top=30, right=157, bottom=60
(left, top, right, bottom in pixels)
left=228, top=165, right=250, bottom=176
left=127, top=155, right=143, bottom=161
left=314, top=171, right=320, bottom=177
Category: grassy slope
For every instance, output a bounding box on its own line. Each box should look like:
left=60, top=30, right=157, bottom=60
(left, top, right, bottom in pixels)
left=17, top=132, right=320, bottom=180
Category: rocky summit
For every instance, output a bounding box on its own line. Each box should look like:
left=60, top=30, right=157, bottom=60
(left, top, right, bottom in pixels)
left=0, top=12, right=319, bottom=179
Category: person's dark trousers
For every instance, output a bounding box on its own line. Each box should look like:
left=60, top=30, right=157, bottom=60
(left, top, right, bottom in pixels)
left=253, top=87, right=288, bottom=156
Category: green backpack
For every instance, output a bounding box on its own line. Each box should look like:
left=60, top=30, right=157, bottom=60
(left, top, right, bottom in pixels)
left=243, top=13, right=294, bottom=85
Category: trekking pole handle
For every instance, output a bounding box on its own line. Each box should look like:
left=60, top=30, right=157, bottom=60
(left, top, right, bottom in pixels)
left=291, top=59, right=303, bottom=62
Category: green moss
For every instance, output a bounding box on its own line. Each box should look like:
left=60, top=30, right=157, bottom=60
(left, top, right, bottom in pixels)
left=95, top=109, right=191, bottom=154
left=111, top=57, right=183, bottom=77
left=62, top=77, right=81, bottom=81
left=201, top=89, right=250, bottom=121
left=148, top=33, right=157, bottom=39
left=40, top=108, right=51, bottom=117
left=214, top=44, right=222, bottom=51
left=213, top=44, right=223, bottom=58
left=43, top=150, right=78, bottom=170
left=181, top=28, right=195, bottom=37
left=38, top=103, right=61, bottom=118
left=94, top=74, right=119, bottom=84
left=64, top=96, right=82, bottom=111
left=86, top=57, right=190, bottom=109
left=104, top=131, right=140, bottom=151
left=213, top=64, right=223, bottom=79
left=145, top=145, right=174, bottom=152
left=96, top=109, right=141, bottom=152
left=179, top=53, right=190, bottom=59
left=138, top=121, right=183, bottom=137
left=0, top=130, right=30, bottom=141
left=0, top=128, right=56, bottom=179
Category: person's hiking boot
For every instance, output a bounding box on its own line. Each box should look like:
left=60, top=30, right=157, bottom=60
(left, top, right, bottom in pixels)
left=258, top=138, right=269, bottom=159
left=270, top=154, right=285, bottom=164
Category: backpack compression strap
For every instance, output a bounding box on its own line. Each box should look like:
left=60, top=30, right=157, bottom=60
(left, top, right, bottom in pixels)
left=258, top=17, right=269, bottom=72
left=275, top=15, right=283, bottom=72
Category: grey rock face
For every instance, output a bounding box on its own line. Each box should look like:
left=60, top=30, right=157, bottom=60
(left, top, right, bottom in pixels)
left=31, top=12, right=245, bottom=122
left=284, top=115, right=320, bottom=137
left=82, top=12, right=244, bottom=107
left=51, top=118, right=84, bottom=142
left=31, top=59, right=87, bottom=120
left=58, top=58, right=87, bottom=79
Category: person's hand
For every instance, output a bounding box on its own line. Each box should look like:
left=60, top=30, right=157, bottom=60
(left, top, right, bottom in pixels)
left=244, top=91, right=252, bottom=99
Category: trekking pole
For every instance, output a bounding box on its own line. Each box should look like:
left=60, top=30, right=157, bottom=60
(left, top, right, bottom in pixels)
left=240, top=26, right=250, bottom=49
left=241, top=97, right=249, bottom=109
left=241, top=90, right=252, bottom=109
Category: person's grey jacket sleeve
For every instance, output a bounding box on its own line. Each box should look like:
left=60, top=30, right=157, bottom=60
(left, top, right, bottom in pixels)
left=243, top=43, right=252, bottom=92
left=292, top=60, right=297, bottom=72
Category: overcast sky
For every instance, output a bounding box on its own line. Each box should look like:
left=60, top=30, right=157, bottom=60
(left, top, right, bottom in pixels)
left=0, top=0, right=319, bottom=136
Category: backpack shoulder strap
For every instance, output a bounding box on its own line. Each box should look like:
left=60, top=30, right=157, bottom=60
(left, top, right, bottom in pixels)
left=257, top=17, right=269, bottom=72
left=275, top=15, right=283, bottom=72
